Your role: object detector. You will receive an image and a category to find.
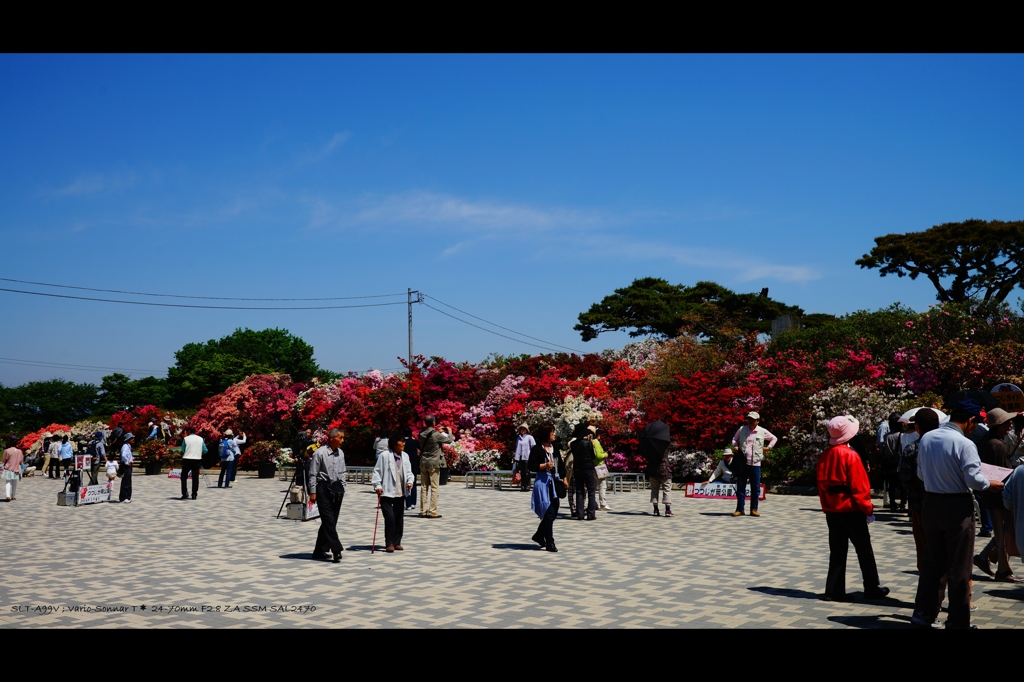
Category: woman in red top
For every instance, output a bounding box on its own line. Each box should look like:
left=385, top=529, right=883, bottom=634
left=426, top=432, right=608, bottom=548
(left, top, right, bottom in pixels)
left=817, top=416, right=890, bottom=602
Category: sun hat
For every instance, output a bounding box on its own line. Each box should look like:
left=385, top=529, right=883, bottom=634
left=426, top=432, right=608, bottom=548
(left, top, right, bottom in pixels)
left=518, top=423, right=529, bottom=431
left=224, top=429, right=234, bottom=436
left=587, top=425, right=598, bottom=435
left=123, top=433, right=135, bottom=441
left=723, top=447, right=734, bottom=457
left=746, top=411, right=760, bottom=420
left=987, top=407, right=1019, bottom=427
left=827, top=415, right=860, bottom=445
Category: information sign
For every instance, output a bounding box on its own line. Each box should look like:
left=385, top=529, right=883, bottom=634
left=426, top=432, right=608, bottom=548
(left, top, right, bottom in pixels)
left=992, top=384, right=1024, bottom=413
left=167, top=469, right=181, bottom=479
left=77, top=482, right=112, bottom=506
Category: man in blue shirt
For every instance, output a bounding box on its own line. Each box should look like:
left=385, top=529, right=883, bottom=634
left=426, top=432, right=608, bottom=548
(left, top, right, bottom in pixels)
left=912, top=400, right=1005, bottom=629
left=58, top=435, right=74, bottom=477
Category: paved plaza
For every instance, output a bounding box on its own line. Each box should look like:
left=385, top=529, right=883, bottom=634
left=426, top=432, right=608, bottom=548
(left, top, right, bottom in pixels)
left=4, top=471, right=1024, bottom=628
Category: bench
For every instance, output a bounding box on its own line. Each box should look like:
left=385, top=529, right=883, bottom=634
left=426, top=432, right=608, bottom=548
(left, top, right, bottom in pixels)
left=345, top=466, right=374, bottom=484
left=607, top=472, right=646, bottom=493
left=465, top=469, right=514, bottom=489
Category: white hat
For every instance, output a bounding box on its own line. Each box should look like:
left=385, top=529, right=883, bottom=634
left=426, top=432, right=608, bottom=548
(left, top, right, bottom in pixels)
left=224, top=429, right=234, bottom=437
left=746, top=411, right=760, bottom=420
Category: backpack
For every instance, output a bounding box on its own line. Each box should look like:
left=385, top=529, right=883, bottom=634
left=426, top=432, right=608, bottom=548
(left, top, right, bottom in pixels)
left=898, top=442, right=918, bottom=491
left=219, top=439, right=232, bottom=460
left=86, top=440, right=97, bottom=457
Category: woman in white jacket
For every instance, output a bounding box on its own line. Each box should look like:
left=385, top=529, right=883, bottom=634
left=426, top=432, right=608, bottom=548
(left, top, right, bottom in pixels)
left=372, top=435, right=415, bottom=553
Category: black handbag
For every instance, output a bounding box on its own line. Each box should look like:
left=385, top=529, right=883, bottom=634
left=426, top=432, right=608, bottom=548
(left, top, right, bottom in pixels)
left=553, top=477, right=567, bottom=499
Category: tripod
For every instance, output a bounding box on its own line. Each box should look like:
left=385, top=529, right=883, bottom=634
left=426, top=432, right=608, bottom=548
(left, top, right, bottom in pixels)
left=277, top=467, right=307, bottom=519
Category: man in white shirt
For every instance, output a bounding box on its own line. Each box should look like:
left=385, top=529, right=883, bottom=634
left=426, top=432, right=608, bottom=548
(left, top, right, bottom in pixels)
left=731, top=411, right=778, bottom=517
left=180, top=425, right=208, bottom=500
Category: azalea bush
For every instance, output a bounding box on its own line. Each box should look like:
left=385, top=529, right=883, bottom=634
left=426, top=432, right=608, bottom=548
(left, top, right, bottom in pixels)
left=190, top=373, right=298, bottom=443
left=238, top=440, right=282, bottom=470
left=17, top=423, right=72, bottom=454
left=135, top=440, right=178, bottom=467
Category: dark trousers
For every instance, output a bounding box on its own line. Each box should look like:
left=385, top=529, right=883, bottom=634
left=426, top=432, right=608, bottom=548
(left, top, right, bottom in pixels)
left=574, top=468, right=597, bottom=520
left=515, top=460, right=531, bottom=491
left=61, top=459, right=72, bottom=476
left=118, top=465, right=132, bottom=501
left=218, top=460, right=236, bottom=487
left=406, top=480, right=417, bottom=509
left=88, top=461, right=101, bottom=486
left=380, top=496, right=405, bottom=547
left=916, top=493, right=974, bottom=627
left=885, top=471, right=904, bottom=508
left=824, top=511, right=881, bottom=597
left=313, top=482, right=344, bottom=557
left=181, top=459, right=201, bottom=497
left=47, top=458, right=60, bottom=478
left=734, top=466, right=761, bottom=512
left=975, top=492, right=992, bottom=533
left=535, top=496, right=559, bottom=546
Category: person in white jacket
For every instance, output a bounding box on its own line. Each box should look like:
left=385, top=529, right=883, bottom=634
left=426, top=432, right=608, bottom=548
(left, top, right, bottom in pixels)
left=706, top=448, right=736, bottom=485
left=372, top=435, right=414, bottom=553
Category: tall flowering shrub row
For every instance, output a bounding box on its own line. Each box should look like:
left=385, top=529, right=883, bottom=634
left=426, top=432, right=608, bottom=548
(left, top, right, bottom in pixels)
left=190, top=374, right=298, bottom=443
left=17, top=423, right=72, bottom=454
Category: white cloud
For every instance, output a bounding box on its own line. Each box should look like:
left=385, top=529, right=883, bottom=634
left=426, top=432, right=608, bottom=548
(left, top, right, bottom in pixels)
left=347, top=190, right=602, bottom=234
left=322, top=132, right=351, bottom=155
left=51, top=171, right=136, bottom=197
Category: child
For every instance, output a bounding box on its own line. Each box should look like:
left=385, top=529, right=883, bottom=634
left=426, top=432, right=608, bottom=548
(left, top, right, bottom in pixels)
left=105, top=452, right=119, bottom=485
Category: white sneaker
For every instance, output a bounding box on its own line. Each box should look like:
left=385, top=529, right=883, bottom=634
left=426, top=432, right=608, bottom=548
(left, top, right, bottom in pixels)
left=123, top=499, right=131, bottom=504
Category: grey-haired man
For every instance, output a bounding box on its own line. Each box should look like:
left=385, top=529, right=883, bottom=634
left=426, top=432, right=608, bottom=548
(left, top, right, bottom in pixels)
left=308, top=428, right=347, bottom=563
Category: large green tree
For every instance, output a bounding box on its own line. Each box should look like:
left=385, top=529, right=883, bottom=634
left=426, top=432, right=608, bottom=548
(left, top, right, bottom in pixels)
left=0, top=379, right=100, bottom=432
left=167, top=328, right=321, bottom=407
left=97, top=374, right=172, bottom=413
left=856, top=219, right=1024, bottom=303
left=574, top=278, right=806, bottom=343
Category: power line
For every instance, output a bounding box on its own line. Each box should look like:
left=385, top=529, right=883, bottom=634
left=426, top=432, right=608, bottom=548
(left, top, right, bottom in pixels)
left=419, top=302, right=567, bottom=354
left=423, top=293, right=585, bottom=354
left=0, top=357, right=167, bottom=376
left=0, top=287, right=408, bottom=311
left=0, top=277, right=405, bottom=302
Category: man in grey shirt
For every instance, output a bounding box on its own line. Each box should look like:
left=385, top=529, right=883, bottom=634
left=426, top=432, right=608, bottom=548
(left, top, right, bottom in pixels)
left=307, top=428, right=347, bottom=563
left=912, top=400, right=1004, bottom=629
left=418, top=416, right=453, bottom=519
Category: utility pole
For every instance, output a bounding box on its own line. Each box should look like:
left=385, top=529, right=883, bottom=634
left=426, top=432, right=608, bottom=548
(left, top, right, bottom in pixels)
left=407, top=288, right=422, bottom=367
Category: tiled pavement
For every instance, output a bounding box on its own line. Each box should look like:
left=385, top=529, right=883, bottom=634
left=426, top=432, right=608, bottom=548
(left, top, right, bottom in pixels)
left=4, top=472, right=1024, bottom=628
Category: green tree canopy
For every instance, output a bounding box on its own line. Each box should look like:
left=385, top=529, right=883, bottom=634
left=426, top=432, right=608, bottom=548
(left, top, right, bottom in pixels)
left=767, top=304, right=917, bottom=363
left=97, top=374, right=171, bottom=414
left=856, top=219, right=1024, bottom=303
left=574, top=278, right=806, bottom=343
left=167, top=328, right=321, bottom=407
left=0, top=379, right=100, bottom=433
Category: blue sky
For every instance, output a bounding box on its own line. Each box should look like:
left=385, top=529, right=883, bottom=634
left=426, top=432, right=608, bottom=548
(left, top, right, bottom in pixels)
left=1, top=54, right=1022, bottom=385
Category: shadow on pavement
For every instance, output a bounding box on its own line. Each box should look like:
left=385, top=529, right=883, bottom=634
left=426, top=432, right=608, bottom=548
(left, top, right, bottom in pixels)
left=829, top=614, right=915, bottom=629
left=749, top=586, right=820, bottom=600
left=345, top=545, right=378, bottom=552
left=492, top=543, right=542, bottom=551
left=986, top=588, right=1024, bottom=601
left=608, top=511, right=652, bottom=516
left=700, top=512, right=740, bottom=517
left=279, top=553, right=315, bottom=560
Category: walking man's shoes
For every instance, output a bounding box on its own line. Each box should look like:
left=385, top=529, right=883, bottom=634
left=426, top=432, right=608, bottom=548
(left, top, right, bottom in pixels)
left=974, top=554, right=995, bottom=576
left=821, top=593, right=850, bottom=602
left=545, top=542, right=558, bottom=552
left=531, top=533, right=545, bottom=546
left=311, top=552, right=328, bottom=561
left=191, top=494, right=197, bottom=500
left=751, top=510, right=760, bottom=517
left=180, top=495, right=188, bottom=500
left=995, top=571, right=1024, bottom=583
left=331, top=553, right=342, bottom=563
left=863, top=586, right=890, bottom=600
left=427, top=512, right=442, bottom=518
left=385, top=545, right=395, bottom=553
left=732, top=511, right=744, bottom=517
left=394, top=545, right=404, bottom=551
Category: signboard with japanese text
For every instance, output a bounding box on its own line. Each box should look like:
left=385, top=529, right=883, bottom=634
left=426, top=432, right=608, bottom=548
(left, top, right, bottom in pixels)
left=77, top=482, right=112, bottom=506
left=167, top=469, right=181, bottom=479
left=685, top=481, right=767, bottom=500
left=992, top=384, right=1024, bottom=413
left=74, top=455, right=92, bottom=470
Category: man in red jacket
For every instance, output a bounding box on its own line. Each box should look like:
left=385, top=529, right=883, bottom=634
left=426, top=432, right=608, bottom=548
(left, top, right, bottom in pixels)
left=817, top=415, right=890, bottom=602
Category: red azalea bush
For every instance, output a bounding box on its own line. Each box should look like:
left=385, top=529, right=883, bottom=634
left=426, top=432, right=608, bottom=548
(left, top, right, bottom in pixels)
left=190, top=373, right=298, bottom=443
left=135, top=439, right=178, bottom=467
left=238, top=440, right=281, bottom=469
left=109, top=405, right=166, bottom=442
left=17, top=423, right=72, bottom=454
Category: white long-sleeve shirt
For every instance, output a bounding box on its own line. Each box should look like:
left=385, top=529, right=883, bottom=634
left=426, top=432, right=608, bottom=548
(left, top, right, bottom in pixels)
left=707, top=459, right=735, bottom=484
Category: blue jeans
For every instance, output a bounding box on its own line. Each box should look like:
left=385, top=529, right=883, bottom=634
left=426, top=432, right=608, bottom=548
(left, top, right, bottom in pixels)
left=406, top=480, right=417, bottom=509
left=218, top=460, right=236, bottom=487
left=734, top=465, right=761, bottom=513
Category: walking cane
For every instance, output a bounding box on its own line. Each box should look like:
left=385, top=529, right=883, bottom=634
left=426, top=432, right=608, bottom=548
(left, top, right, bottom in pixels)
left=371, top=493, right=381, bottom=554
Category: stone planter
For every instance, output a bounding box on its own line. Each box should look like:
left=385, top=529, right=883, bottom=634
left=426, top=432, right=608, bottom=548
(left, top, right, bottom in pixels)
left=257, top=462, right=277, bottom=479
left=144, top=462, right=162, bottom=475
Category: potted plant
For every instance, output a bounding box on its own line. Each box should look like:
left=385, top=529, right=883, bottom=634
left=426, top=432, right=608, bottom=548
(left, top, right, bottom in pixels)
left=239, top=440, right=281, bottom=479
left=136, top=440, right=177, bottom=475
